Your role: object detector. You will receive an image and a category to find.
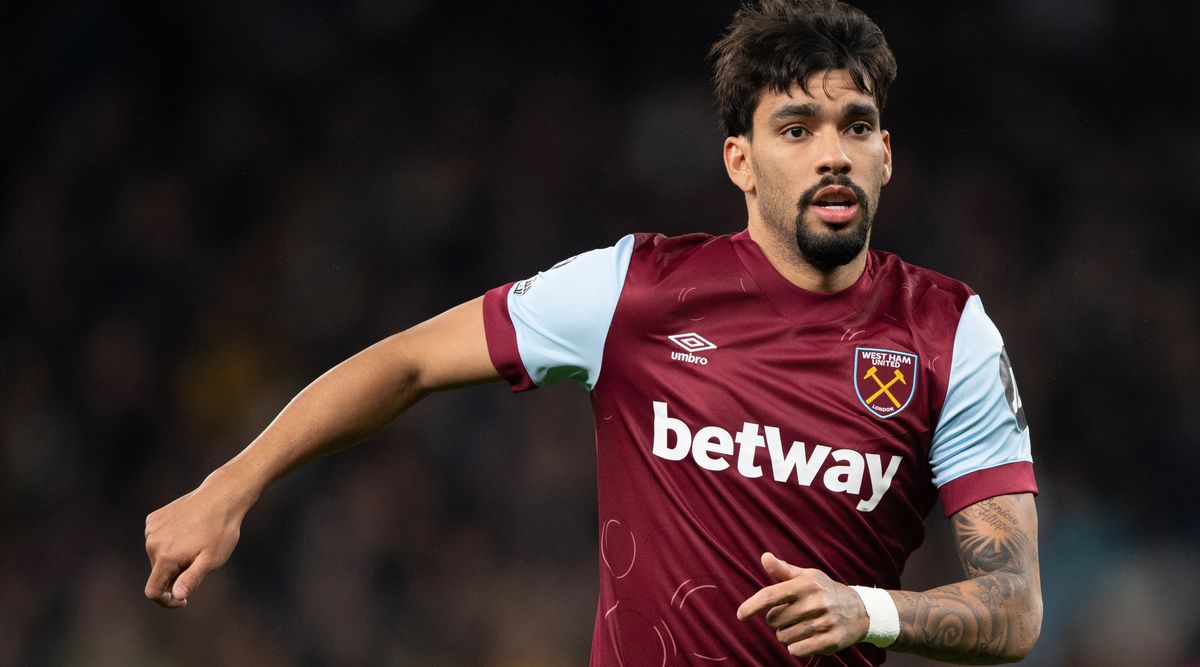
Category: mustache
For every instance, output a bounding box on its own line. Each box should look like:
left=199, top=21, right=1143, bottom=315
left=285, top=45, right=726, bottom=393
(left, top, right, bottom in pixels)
left=797, top=175, right=871, bottom=214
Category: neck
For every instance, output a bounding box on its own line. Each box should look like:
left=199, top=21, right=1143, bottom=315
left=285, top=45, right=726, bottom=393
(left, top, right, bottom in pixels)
left=747, top=220, right=868, bottom=293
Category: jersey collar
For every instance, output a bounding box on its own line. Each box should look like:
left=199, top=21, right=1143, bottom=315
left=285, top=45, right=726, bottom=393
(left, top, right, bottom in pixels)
left=730, top=229, right=876, bottom=325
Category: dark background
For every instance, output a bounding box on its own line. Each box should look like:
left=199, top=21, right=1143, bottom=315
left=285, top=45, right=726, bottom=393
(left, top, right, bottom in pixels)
left=3, top=1, right=1198, bottom=665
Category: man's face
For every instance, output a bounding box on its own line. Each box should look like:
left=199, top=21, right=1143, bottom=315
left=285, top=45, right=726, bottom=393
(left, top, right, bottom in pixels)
left=740, top=70, right=892, bottom=271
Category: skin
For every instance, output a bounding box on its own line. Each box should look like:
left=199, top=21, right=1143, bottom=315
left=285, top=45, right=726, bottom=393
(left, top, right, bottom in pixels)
left=890, top=493, right=1042, bottom=663
left=722, top=70, right=892, bottom=293
left=736, top=494, right=1041, bottom=663
left=143, top=298, right=499, bottom=607
left=144, top=66, right=1042, bottom=664
left=728, top=71, right=1042, bottom=663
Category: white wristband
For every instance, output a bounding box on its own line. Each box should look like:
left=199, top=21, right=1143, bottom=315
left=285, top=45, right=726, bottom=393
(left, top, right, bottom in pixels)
left=849, top=585, right=900, bottom=648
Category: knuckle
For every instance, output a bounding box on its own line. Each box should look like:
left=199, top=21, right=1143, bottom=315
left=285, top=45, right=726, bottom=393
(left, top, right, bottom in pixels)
left=764, top=607, right=783, bottom=627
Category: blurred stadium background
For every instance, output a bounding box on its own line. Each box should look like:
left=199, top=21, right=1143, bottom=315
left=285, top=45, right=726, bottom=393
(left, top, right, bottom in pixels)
left=3, top=1, right=1198, bottom=665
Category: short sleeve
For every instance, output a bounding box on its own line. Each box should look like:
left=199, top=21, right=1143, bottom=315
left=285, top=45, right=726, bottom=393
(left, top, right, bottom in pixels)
left=481, top=235, right=635, bottom=392
left=930, top=295, right=1037, bottom=515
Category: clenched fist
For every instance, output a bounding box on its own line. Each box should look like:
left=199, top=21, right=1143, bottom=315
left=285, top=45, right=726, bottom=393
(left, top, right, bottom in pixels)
left=143, top=469, right=254, bottom=608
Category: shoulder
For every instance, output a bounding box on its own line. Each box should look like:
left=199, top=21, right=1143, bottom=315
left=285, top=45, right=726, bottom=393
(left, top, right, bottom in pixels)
left=628, top=231, right=726, bottom=258
left=870, top=249, right=976, bottom=321
left=625, top=231, right=732, bottom=280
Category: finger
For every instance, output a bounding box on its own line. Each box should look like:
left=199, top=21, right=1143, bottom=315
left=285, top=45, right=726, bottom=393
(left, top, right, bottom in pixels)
left=761, top=552, right=804, bottom=583
left=145, top=560, right=184, bottom=608
left=737, top=580, right=797, bottom=621
left=785, top=632, right=842, bottom=658
left=765, top=597, right=825, bottom=629
left=777, top=617, right=832, bottom=644
left=171, top=555, right=214, bottom=602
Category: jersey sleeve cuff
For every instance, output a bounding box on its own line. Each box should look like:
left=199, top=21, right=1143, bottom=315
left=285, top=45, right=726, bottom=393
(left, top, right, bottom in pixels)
left=939, top=461, right=1038, bottom=516
left=482, top=283, right=536, bottom=392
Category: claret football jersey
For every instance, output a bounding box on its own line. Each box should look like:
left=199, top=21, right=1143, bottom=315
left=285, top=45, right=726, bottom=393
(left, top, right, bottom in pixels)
left=482, top=230, right=1036, bottom=666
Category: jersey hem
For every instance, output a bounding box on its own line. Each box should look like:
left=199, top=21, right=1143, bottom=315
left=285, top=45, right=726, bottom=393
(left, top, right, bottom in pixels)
left=482, top=283, right=536, bottom=392
left=939, top=461, right=1037, bottom=516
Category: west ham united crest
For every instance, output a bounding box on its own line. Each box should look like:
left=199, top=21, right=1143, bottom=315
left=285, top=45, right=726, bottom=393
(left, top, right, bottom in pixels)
left=854, top=347, right=918, bottom=419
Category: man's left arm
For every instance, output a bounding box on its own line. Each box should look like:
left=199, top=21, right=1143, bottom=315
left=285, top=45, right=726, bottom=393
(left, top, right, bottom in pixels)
left=737, top=492, right=1042, bottom=663
left=889, top=492, right=1041, bottom=663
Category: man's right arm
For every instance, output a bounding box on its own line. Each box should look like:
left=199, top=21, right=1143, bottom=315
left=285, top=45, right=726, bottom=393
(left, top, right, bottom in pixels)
left=143, top=296, right=498, bottom=608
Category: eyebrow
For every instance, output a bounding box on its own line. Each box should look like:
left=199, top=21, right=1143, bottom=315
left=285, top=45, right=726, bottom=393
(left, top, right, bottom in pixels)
left=769, top=103, right=819, bottom=124
left=768, top=101, right=881, bottom=125
left=844, top=102, right=881, bottom=122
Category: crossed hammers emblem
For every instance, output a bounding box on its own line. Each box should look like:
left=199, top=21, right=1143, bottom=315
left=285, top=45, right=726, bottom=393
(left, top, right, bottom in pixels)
left=863, top=365, right=906, bottom=408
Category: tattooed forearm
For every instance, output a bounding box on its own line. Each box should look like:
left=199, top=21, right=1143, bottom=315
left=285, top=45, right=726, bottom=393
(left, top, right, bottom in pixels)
left=953, top=497, right=1030, bottom=576
left=890, top=574, right=1035, bottom=663
left=888, top=494, right=1042, bottom=664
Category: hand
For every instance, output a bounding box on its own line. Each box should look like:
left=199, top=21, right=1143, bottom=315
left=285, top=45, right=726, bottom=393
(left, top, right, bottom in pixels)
left=143, top=469, right=253, bottom=608
left=736, top=552, right=870, bottom=658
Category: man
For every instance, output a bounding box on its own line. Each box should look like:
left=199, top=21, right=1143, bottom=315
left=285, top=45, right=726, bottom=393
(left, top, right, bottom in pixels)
left=144, top=1, right=1042, bottom=664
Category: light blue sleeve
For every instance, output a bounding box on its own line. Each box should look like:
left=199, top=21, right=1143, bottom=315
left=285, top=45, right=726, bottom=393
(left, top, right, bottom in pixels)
left=929, top=295, right=1032, bottom=488
left=506, top=234, right=636, bottom=390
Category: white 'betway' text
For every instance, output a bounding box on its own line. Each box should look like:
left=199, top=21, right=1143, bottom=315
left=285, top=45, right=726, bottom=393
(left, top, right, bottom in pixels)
left=652, top=401, right=901, bottom=512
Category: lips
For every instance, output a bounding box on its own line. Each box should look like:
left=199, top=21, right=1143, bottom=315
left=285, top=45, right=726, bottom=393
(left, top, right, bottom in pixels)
left=811, top=185, right=860, bottom=225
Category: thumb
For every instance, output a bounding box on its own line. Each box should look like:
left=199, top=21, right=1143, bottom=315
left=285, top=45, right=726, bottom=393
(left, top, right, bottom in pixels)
left=171, top=556, right=213, bottom=602
left=761, top=551, right=803, bottom=583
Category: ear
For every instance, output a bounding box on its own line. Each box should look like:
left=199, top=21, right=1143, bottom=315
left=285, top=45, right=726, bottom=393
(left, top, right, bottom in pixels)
left=880, top=129, right=893, bottom=186
left=723, top=136, right=755, bottom=194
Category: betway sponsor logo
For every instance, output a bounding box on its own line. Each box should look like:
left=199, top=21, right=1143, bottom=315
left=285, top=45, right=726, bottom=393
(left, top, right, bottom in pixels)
left=652, top=402, right=901, bottom=512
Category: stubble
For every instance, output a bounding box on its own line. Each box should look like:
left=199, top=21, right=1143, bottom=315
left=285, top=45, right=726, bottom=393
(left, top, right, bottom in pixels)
left=756, top=170, right=875, bottom=272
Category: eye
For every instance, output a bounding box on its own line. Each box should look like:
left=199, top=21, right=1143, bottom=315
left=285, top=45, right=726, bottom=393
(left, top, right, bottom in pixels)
left=846, top=122, right=873, bottom=136
left=784, top=126, right=809, bottom=139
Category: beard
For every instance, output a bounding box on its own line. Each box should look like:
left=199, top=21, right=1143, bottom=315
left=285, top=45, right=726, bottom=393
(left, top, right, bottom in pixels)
left=757, top=172, right=875, bottom=272
left=793, top=174, right=874, bottom=271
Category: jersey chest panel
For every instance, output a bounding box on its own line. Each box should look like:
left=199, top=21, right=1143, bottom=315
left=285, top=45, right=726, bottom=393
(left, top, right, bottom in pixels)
left=587, top=243, right=940, bottom=667
left=593, top=245, right=944, bottom=542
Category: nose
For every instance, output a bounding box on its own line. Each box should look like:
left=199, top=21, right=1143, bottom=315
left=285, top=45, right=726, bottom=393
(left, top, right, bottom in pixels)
left=814, top=132, right=852, bottom=175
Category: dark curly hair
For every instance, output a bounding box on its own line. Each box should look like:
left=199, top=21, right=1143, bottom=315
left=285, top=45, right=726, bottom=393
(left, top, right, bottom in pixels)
left=710, top=0, right=897, bottom=137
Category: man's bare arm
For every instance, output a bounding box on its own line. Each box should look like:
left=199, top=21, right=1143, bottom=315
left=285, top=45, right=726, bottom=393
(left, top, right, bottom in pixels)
left=144, top=297, right=499, bottom=607
left=889, top=493, right=1042, bottom=663
left=736, top=493, right=1040, bottom=662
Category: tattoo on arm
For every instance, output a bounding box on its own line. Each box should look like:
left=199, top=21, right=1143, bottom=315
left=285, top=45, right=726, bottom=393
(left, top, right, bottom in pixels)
left=954, top=497, right=1030, bottom=576
left=889, top=493, right=1042, bottom=664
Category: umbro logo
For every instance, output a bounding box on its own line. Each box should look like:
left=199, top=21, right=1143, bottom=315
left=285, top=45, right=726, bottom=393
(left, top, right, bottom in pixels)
left=668, top=333, right=717, bottom=352
left=668, top=332, right=716, bottom=366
